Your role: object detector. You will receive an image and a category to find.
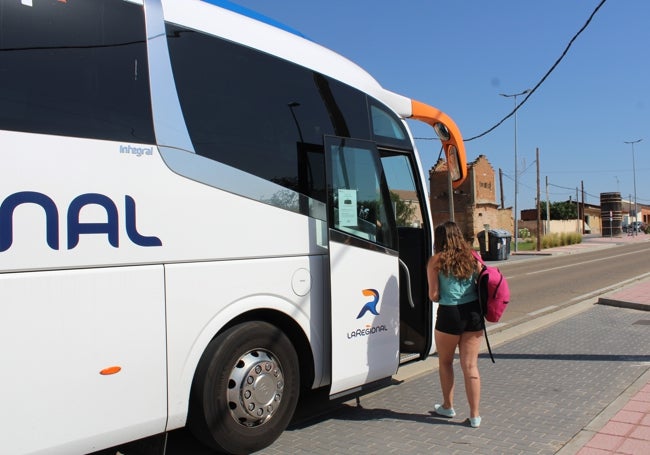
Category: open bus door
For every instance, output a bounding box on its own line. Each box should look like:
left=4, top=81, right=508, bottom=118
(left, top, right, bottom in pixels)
left=324, top=136, right=401, bottom=397
left=379, top=151, right=434, bottom=362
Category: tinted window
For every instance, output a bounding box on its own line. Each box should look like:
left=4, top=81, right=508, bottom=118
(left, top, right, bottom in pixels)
left=381, top=153, right=426, bottom=228
left=0, top=0, right=154, bottom=143
left=165, top=24, right=373, bottom=201
left=370, top=102, right=412, bottom=149
left=327, top=137, right=397, bottom=249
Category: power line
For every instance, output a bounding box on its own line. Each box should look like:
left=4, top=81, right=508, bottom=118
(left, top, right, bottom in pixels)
left=546, top=181, right=650, bottom=205
left=465, top=0, right=607, bottom=142
left=548, top=182, right=577, bottom=192
left=415, top=0, right=608, bottom=143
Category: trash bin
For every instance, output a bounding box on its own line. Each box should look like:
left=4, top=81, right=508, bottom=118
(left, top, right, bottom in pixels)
left=477, top=229, right=511, bottom=261
left=490, top=229, right=511, bottom=260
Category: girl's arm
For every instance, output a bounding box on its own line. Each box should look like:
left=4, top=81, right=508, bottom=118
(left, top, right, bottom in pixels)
left=427, top=254, right=440, bottom=302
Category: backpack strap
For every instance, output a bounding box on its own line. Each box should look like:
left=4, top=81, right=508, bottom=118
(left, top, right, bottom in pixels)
left=477, top=284, right=495, bottom=363
left=483, top=320, right=495, bottom=363
left=471, top=249, right=486, bottom=266
left=472, top=250, right=495, bottom=363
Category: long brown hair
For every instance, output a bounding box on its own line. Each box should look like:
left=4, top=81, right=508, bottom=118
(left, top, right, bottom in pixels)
left=434, top=221, right=476, bottom=280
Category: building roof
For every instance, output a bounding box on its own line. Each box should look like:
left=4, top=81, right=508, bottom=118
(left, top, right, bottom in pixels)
left=430, top=154, right=494, bottom=175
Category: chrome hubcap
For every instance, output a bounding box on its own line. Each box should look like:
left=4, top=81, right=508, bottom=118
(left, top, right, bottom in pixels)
left=227, top=349, right=284, bottom=427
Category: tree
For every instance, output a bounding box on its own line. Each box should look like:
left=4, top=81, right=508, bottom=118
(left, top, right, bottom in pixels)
left=359, top=192, right=416, bottom=227
left=390, top=191, right=417, bottom=226
left=538, top=200, right=577, bottom=220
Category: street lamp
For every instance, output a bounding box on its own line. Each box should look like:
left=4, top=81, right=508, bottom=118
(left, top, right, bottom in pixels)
left=624, top=139, right=642, bottom=236
left=500, top=89, right=531, bottom=252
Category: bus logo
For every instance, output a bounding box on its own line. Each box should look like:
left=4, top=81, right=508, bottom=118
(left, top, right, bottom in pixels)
left=348, top=289, right=387, bottom=339
left=0, top=191, right=162, bottom=251
left=356, top=289, right=380, bottom=319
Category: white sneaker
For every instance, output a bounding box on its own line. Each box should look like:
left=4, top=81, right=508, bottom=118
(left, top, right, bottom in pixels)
left=433, top=404, right=456, bottom=417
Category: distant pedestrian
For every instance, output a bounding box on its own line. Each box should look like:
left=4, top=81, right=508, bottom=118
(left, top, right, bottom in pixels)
left=427, top=221, right=483, bottom=428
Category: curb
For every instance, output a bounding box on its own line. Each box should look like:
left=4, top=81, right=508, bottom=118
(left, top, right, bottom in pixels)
left=598, top=297, right=650, bottom=312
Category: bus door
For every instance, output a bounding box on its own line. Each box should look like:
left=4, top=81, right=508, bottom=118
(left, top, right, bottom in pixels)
left=380, top=151, right=434, bottom=362
left=324, top=136, right=401, bottom=397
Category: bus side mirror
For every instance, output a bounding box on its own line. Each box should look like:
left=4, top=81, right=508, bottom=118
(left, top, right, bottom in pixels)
left=410, top=101, right=468, bottom=188
left=446, top=145, right=461, bottom=182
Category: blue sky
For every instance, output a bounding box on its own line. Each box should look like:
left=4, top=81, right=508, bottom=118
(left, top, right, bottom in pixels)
left=229, top=0, right=649, bottom=212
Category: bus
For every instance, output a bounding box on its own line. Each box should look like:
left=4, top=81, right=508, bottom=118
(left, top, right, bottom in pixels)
left=0, top=0, right=467, bottom=454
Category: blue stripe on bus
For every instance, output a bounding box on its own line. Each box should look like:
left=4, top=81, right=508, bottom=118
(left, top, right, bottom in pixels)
left=202, top=0, right=308, bottom=38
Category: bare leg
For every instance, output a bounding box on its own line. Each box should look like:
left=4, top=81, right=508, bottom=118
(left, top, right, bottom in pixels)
left=435, top=329, right=460, bottom=410
left=459, top=330, right=483, bottom=418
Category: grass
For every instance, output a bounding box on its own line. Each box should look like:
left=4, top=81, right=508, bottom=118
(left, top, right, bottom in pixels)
left=476, top=232, right=583, bottom=255
left=514, top=241, right=536, bottom=251
left=512, top=233, right=583, bottom=252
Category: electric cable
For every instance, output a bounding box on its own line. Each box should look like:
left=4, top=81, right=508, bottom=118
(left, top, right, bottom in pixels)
left=414, top=0, right=608, bottom=143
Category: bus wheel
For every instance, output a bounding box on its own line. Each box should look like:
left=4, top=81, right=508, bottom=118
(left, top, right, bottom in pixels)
left=188, top=321, right=300, bottom=455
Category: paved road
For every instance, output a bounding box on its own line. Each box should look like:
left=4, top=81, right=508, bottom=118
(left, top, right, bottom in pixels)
left=493, top=241, right=650, bottom=326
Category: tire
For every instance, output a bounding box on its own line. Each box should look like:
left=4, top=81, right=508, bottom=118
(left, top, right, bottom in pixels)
left=188, top=321, right=300, bottom=455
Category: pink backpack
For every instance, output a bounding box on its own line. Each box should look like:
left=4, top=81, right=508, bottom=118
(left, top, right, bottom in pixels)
left=472, top=251, right=510, bottom=323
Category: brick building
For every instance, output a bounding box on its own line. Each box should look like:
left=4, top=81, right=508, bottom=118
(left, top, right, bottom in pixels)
left=429, top=155, right=513, bottom=245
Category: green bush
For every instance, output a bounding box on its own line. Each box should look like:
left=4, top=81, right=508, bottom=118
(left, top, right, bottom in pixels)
left=541, top=232, right=582, bottom=249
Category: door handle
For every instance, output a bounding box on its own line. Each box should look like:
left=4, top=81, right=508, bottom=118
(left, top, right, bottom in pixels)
left=398, top=258, right=415, bottom=308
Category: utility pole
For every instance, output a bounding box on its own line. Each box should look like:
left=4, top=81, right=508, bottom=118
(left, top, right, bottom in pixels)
left=545, top=176, right=551, bottom=235
left=581, top=181, right=585, bottom=234
left=500, top=89, right=531, bottom=252
left=624, top=139, right=642, bottom=236
left=536, top=148, right=541, bottom=251
left=576, top=188, right=580, bottom=233
left=447, top=166, right=455, bottom=222
left=499, top=168, right=505, bottom=209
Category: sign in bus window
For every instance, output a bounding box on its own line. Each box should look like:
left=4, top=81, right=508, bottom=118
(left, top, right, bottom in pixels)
left=338, top=189, right=357, bottom=227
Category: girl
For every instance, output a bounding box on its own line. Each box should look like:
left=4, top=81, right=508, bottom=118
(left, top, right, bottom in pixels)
left=427, top=221, right=483, bottom=428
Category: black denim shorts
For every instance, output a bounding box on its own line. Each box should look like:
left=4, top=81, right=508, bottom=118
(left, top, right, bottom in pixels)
left=435, top=300, right=485, bottom=335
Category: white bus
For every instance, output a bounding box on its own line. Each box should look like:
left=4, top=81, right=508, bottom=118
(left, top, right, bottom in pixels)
left=0, top=0, right=467, bottom=454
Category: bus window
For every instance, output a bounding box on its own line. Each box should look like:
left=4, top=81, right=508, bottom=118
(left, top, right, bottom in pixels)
left=370, top=102, right=412, bottom=150
left=165, top=23, right=372, bottom=203
left=371, top=104, right=407, bottom=140
left=0, top=0, right=154, bottom=143
left=327, top=137, right=397, bottom=250
left=382, top=154, right=425, bottom=228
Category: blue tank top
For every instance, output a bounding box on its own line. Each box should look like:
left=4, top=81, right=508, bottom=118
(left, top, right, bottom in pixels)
left=438, top=271, right=478, bottom=306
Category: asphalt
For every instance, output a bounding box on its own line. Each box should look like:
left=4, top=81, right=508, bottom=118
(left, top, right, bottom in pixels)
left=255, top=233, right=650, bottom=454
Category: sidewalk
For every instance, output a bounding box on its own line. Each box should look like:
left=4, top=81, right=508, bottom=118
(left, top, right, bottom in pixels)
left=511, top=232, right=650, bottom=257
left=253, top=283, right=650, bottom=455
left=520, top=233, right=650, bottom=454
left=566, top=281, right=650, bottom=455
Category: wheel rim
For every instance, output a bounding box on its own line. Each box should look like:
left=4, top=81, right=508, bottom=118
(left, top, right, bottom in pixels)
left=227, top=349, right=285, bottom=427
